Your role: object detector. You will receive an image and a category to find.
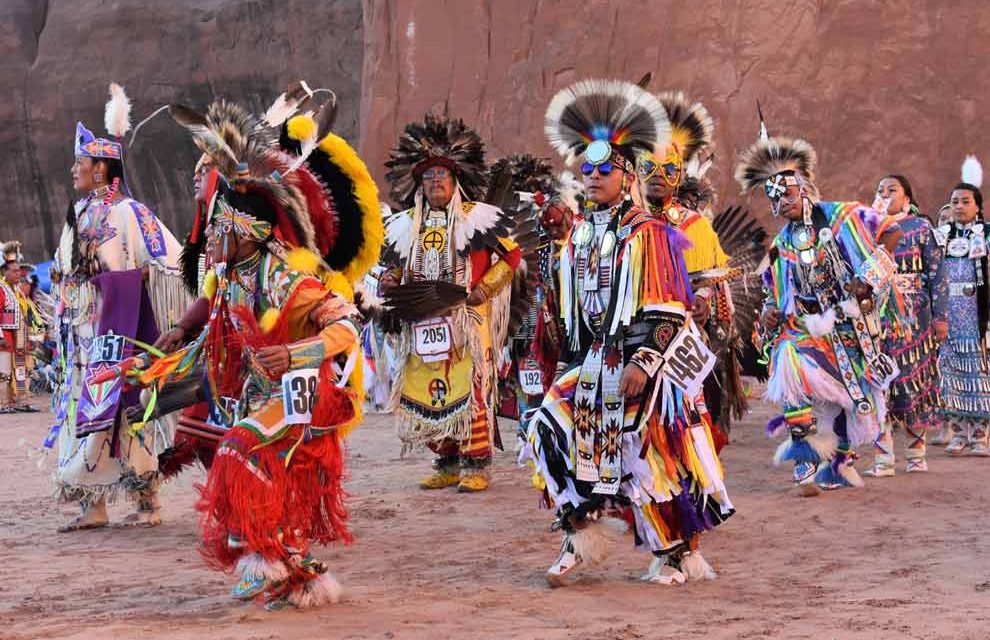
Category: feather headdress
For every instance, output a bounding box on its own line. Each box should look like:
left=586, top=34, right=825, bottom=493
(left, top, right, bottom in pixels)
left=962, top=155, right=983, bottom=189
left=170, top=100, right=275, bottom=180
left=488, top=154, right=556, bottom=203
left=544, top=79, right=671, bottom=164
left=657, top=90, right=714, bottom=165
left=75, top=83, right=135, bottom=161
left=734, top=137, right=817, bottom=194
left=2, top=241, right=23, bottom=262
left=385, top=113, right=488, bottom=208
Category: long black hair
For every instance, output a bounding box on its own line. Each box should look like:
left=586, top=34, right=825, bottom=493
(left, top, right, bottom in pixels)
left=950, top=181, right=984, bottom=217
left=880, top=174, right=914, bottom=199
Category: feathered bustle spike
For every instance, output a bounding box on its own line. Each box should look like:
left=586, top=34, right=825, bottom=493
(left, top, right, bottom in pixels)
left=657, top=90, right=715, bottom=164
left=105, top=83, right=132, bottom=139
left=734, top=137, right=817, bottom=194
left=544, top=79, right=670, bottom=164
left=962, top=155, right=983, bottom=189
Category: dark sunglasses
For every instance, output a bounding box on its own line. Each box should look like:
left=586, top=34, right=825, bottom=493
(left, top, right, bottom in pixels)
left=581, top=162, right=616, bottom=176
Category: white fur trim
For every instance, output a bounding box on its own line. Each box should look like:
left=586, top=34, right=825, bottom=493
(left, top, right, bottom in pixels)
left=839, top=298, right=861, bottom=318
left=570, top=516, right=627, bottom=565
left=837, top=460, right=864, bottom=488
left=235, top=553, right=290, bottom=583
left=681, top=551, right=718, bottom=581
left=803, top=309, right=836, bottom=338
left=287, top=573, right=342, bottom=608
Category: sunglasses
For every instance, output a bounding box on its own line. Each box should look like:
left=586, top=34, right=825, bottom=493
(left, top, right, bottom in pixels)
left=421, top=167, right=452, bottom=181
left=581, top=162, right=616, bottom=176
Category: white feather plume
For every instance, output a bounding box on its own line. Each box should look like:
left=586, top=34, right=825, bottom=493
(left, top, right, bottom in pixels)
left=104, top=83, right=132, bottom=139
left=962, top=155, right=983, bottom=189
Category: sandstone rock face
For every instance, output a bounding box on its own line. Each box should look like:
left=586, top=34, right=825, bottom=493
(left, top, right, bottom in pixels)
left=5, top=0, right=989, bottom=260
left=359, top=0, right=990, bottom=227
left=3, top=0, right=363, bottom=261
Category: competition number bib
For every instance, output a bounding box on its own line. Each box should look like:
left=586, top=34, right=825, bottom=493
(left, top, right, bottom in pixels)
left=662, top=322, right=717, bottom=399
left=413, top=319, right=453, bottom=361
left=518, top=361, right=544, bottom=395
left=90, top=333, right=126, bottom=364
left=282, top=368, right=319, bottom=425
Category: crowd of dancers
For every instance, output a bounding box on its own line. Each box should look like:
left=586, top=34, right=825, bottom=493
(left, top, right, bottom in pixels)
left=13, top=76, right=988, bottom=609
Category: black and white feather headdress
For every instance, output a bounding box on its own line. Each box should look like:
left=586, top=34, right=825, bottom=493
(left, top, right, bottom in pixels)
left=544, top=79, right=670, bottom=164
left=385, top=113, right=488, bottom=208
left=734, top=137, right=817, bottom=194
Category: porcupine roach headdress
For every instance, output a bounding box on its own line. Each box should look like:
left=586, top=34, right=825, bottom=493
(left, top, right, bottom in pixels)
left=544, top=79, right=671, bottom=168
left=385, top=112, right=488, bottom=208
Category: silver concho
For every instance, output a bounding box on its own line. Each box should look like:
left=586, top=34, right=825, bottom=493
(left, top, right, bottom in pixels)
left=855, top=399, right=874, bottom=415
left=948, top=237, right=970, bottom=257
left=573, top=221, right=594, bottom=248
left=600, top=230, right=616, bottom=258
left=585, top=140, right=612, bottom=166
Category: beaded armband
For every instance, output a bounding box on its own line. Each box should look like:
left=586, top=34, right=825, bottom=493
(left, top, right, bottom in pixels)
left=477, top=260, right=514, bottom=299
left=629, top=347, right=663, bottom=377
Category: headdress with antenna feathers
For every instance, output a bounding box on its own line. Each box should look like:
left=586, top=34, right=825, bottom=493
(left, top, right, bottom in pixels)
left=384, top=113, right=488, bottom=208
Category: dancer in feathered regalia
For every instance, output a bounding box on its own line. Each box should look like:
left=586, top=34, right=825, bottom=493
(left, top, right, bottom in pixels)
left=523, top=79, right=733, bottom=587
left=937, top=158, right=990, bottom=457
left=865, top=174, right=947, bottom=475
left=49, top=84, right=186, bottom=530
left=114, top=85, right=383, bottom=609
left=381, top=114, right=521, bottom=493
left=740, top=131, right=905, bottom=494
left=639, top=90, right=756, bottom=439
left=490, top=156, right=575, bottom=431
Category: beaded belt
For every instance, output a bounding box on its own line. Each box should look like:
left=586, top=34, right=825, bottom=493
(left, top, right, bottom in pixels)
left=949, top=282, right=977, bottom=297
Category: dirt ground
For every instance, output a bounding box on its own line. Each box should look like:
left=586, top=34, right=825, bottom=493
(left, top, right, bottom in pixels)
left=1, top=395, right=988, bottom=640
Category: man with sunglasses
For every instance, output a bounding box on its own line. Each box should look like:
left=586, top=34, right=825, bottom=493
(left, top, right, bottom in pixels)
left=524, top=80, right=733, bottom=587
left=382, top=114, right=521, bottom=493
left=737, top=134, right=905, bottom=495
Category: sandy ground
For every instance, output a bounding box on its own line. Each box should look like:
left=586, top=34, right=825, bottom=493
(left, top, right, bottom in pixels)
left=1, top=395, right=988, bottom=640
